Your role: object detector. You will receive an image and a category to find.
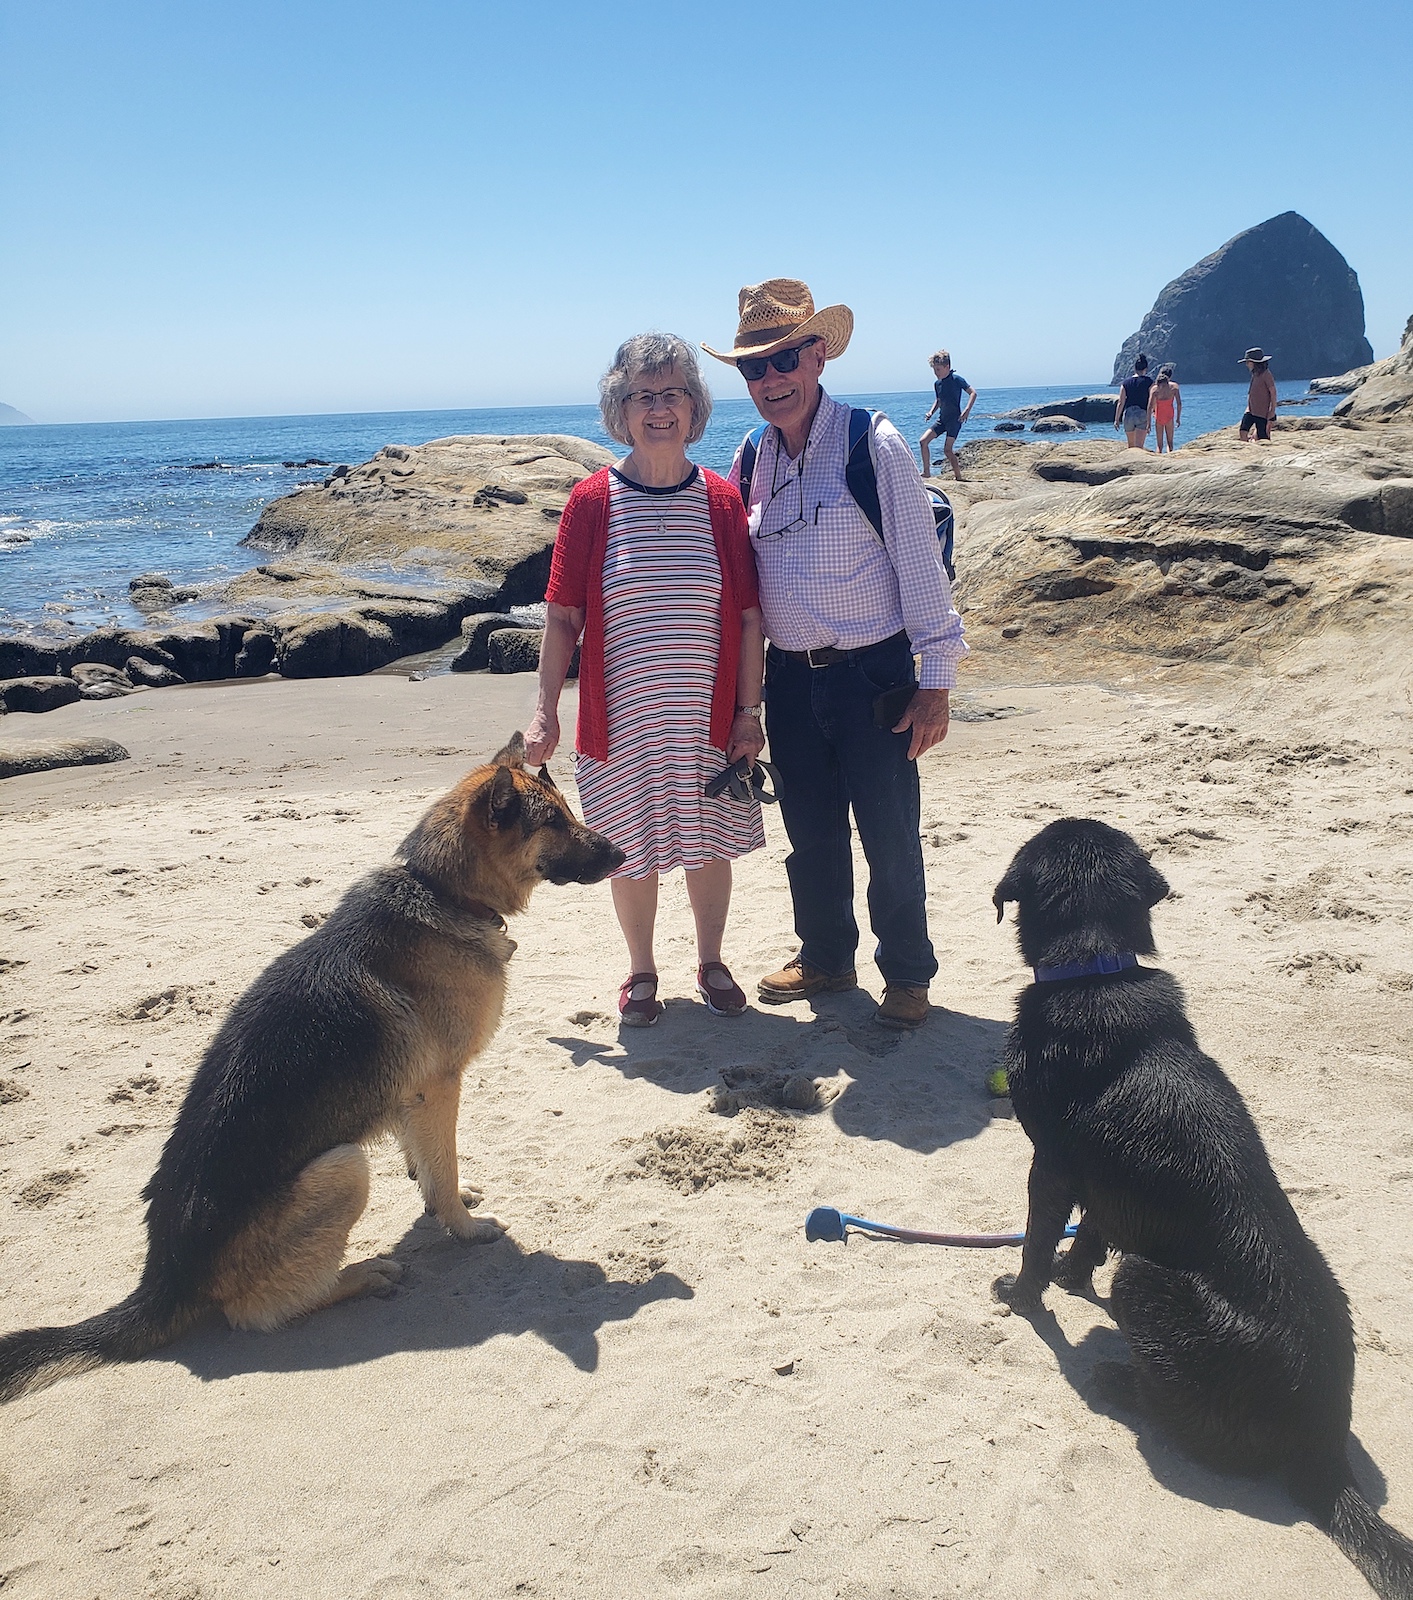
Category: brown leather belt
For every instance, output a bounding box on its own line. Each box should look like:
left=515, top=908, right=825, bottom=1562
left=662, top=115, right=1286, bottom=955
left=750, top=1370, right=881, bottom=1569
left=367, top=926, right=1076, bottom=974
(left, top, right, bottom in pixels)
left=772, top=630, right=909, bottom=669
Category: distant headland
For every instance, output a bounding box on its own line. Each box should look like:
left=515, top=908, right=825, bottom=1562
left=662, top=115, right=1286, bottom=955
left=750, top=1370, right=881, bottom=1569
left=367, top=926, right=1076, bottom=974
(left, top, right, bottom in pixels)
left=0, top=402, right=36, bottom=426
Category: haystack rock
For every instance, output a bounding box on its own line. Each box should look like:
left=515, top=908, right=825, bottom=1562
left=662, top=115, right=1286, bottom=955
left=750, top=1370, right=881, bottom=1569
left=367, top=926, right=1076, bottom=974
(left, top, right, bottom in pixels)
left=1112, top=212, right=1372, bottom=383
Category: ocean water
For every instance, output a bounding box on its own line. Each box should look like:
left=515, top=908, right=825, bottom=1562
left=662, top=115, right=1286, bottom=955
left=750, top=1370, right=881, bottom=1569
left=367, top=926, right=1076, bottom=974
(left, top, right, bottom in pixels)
left=0, top=380, right=1336, bottom=635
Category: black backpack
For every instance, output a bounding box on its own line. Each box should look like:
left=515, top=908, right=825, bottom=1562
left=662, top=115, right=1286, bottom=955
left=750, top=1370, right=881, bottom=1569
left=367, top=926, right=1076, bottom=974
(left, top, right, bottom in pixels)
left=737, top=406, right=955, bottom=579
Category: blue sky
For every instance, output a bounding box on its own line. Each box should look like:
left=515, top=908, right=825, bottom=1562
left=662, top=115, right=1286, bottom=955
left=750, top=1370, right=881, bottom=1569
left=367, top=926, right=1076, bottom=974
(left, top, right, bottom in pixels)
left=3, top=0, right=1410, bottom=422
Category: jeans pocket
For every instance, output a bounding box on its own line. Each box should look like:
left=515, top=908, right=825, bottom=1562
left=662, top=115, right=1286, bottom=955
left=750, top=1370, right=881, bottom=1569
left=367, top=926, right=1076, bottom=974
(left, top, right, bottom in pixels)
left=857, top=638, right=916, bottom=695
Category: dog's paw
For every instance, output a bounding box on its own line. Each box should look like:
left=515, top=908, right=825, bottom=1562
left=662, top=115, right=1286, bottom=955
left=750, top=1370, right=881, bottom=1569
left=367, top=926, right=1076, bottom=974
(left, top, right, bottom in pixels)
left=459, top=1185, right=485, bottom=1209
left=1051, top=1251, right=1096, bottom=1296
left=364, top=1256, right=404, bottom=1297
left=440, top=1204, right=506, bottom=1243
left=992, top=1272, right=1045, bottom=1316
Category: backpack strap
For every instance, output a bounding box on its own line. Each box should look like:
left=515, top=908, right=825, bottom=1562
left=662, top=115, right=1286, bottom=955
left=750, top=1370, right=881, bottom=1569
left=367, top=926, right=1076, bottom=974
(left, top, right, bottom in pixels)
left=844, top=407, right=884, bottom=542
left=737, top=423, right=769, bottom=515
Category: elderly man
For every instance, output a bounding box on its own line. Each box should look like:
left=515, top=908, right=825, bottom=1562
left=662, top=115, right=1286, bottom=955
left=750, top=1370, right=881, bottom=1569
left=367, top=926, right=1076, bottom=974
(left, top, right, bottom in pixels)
left=703, top=279, right=967, bottom=1028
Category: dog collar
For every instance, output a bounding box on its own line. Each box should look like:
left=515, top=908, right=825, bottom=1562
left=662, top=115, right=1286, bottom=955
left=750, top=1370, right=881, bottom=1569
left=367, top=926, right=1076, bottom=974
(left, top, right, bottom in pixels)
left=403, top=866, right=508, bottom=933
left=1033, top=951, right=1138, bottom=983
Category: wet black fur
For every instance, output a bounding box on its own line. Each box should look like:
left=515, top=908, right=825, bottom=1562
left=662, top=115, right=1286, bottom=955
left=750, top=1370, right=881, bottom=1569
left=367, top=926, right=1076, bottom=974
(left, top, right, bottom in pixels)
left=992, top=817, right=1412, bottom=1599
left=0, top=746, right=624, bottom=1402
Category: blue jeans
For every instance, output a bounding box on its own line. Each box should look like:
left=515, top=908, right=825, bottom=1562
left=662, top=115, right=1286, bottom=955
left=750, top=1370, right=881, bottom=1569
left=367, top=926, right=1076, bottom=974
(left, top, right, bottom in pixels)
left=764, top=634, right=938, bottom=987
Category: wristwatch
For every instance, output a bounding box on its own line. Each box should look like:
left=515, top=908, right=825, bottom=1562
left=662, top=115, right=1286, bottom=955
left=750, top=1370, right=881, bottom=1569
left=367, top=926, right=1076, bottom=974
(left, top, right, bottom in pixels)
left=735, top=704, right=762, bottom=718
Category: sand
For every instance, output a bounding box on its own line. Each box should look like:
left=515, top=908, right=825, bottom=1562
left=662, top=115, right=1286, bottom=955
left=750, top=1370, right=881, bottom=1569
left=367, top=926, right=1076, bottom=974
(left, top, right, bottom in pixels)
left=1, top=650, right=1410, bottom=1599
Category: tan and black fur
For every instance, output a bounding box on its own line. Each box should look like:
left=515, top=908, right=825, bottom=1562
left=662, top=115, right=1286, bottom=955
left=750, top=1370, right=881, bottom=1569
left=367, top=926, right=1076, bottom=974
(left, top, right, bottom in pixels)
left=0, top=734, right=624, bottom=1400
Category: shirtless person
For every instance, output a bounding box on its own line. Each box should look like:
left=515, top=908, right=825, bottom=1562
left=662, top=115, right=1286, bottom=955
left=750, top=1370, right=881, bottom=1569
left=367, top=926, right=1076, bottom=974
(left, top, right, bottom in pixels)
left=919, top=351, right=975, bottom=481
left=1239, top=347, right=1277, bottom=442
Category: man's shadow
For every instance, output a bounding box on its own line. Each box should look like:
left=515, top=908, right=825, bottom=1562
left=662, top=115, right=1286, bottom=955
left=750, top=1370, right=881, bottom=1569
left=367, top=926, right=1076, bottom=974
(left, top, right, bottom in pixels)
left=545, top=988, right=1007, bottom=1156
left=168, top=1227, right=692, bottom=1382
left=1011, top=1285, right=1392, bottom=1523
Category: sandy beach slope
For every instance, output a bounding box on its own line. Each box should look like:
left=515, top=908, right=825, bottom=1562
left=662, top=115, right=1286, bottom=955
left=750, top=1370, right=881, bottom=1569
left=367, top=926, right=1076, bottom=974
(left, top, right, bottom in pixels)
left=1, top=654, right=1409, bottom=1599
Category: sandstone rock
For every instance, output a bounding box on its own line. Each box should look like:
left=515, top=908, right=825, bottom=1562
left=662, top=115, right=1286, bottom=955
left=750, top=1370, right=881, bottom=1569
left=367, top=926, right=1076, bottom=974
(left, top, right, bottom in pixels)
left=127, top=573, right=199, bottom=612
left=241, top=434, right=615, bottom=603
left=1031, top=416, right=1086, bottom=434
left=70, top=662, right=133, bottom=689
left=1112, top=212, right=1373, bottom=383
left=233, top=631, right=276, bottom=677
left=0, top=735, right=130, bottom=780
left=488, top=628, right=544, bottom=674
left=1313, top=312, right=1413, bottom=399
left=0, top=676, right=82, bottom=714
left=125, top=656, right=186, bottom=688
left=993, top=421, right=1026, bottom=433
left=451, top=613, right=534, bottom=672
left=995, top=395, right=1119, bottom=423
left=79, top=680, right=140, bottom=700
left=948, top=418, right=1413, bottom=666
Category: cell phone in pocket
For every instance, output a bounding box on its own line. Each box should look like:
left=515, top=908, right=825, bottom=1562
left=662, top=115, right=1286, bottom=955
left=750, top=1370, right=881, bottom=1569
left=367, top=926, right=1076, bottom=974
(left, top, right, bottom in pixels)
left=871, top=683, right=917, bottom=731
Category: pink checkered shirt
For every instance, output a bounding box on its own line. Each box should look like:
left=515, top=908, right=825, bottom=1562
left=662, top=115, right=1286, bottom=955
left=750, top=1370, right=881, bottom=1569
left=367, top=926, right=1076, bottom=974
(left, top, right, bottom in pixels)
left=726, top=391, right=968, bottom=690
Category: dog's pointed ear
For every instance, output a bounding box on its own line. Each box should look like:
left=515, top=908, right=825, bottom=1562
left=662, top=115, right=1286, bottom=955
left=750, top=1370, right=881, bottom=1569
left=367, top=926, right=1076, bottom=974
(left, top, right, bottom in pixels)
left=992, top=864, right=1023, bottom=924
left=492, top=732, right=526, bottom=769
left=537, top=763, right=559, bottom=791
left=486, top=764, right=520, bottom=830
left=1144, top=859, right=1171, bottom=907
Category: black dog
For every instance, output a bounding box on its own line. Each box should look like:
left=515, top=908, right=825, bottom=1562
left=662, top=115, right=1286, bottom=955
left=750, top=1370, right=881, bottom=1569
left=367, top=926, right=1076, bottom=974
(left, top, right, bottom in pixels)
left=991, top=818, right=1412, bottom=1600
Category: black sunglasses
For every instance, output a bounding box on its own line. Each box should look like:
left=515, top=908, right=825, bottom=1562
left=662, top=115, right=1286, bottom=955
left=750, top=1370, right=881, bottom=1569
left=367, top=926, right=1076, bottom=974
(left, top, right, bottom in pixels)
left=736, top=337, right=818, bottom=383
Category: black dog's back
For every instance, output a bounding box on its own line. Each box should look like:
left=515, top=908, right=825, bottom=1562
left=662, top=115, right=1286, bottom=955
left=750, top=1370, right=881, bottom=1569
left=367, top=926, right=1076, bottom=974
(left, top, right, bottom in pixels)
left=994, top=819, right=1413, bottom=1599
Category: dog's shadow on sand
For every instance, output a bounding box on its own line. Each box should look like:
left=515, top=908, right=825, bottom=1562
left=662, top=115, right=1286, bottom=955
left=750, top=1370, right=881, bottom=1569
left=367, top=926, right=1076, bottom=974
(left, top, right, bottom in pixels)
left=1017, top=1295, right=1393, bottom=1522
left=546, top=990, right=1009, bottom=1156
left=171, top=1229, right=692, bottom=1382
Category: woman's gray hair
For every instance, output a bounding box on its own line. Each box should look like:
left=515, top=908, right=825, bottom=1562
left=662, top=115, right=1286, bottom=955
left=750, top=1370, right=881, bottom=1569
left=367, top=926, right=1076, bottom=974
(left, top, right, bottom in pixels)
left=599, top=332, right=713, bottom=447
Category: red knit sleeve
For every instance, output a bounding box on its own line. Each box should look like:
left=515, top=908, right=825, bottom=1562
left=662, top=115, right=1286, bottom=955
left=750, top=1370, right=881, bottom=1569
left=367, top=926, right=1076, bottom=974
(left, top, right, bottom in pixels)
left=704, top=470, right=759, bottom=612
left=544, top=473, right=603, bottom=607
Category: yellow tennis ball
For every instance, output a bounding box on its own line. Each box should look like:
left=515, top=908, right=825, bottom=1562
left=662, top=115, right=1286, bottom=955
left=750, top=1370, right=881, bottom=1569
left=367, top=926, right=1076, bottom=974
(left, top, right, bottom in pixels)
left=986, top=1067, right=1010, bottom=1098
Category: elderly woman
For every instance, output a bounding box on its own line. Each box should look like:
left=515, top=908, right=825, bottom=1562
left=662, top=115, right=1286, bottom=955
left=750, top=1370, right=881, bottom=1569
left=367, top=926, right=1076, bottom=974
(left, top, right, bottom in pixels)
left=524, top=333, right=766, bottom=1026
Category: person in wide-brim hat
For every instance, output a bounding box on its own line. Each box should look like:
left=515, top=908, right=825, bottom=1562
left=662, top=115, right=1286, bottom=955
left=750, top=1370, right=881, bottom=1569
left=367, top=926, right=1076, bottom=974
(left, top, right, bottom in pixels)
left=1240, top=347, right=1274, bottom=365
left=1240, top=348, right=1277, bottom=443
left=702, top=278, right=854, bottom=364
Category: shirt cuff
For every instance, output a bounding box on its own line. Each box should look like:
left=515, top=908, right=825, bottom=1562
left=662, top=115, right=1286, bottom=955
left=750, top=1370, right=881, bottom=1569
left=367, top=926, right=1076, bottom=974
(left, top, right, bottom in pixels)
left=918, top=656, right=957, bottom=691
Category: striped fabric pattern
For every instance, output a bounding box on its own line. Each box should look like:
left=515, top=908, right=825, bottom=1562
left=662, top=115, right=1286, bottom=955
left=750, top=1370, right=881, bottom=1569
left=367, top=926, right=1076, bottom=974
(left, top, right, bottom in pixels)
left=574, top=472, right=765, bottom=880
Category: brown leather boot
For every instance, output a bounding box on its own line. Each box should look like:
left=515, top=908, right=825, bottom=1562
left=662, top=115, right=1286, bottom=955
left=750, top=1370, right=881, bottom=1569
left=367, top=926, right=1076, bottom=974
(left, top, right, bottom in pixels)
left=875, top=982, right=930, bottom=1029
left=757, top=957, right=858, bottom=1004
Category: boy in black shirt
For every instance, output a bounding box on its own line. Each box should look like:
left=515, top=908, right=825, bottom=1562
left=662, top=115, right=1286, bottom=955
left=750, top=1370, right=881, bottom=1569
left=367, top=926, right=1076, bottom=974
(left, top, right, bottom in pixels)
left=920, top=350, right=976, bottom=481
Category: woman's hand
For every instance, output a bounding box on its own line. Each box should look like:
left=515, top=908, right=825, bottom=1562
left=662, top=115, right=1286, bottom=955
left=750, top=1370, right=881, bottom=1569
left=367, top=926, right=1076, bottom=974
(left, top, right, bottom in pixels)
left=727, top=711, right=765, bottom=764
left=523, top=707, right=560, bottom=765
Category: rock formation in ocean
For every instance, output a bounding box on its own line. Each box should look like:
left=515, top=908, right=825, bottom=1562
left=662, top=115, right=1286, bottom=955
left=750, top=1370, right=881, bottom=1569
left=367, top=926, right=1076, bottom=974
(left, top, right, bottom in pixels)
left=0, top=402, right=36, bottom=426
left=1111, top=212, right=1373, bottom=383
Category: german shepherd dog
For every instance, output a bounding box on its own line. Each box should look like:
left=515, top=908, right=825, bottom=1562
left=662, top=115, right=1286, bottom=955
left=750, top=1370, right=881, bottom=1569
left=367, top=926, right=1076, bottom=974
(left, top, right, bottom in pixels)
left=0, top=734, right=624, bottom=1401
left=991, top=818, right=1413, bottom=1600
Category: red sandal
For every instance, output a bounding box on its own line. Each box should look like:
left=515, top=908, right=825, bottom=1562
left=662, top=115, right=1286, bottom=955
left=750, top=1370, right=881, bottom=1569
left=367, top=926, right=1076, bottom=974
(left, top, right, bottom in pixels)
left=696, top=961, right=747, bottom=1017
left=618, top=972, right=663, bottom=1028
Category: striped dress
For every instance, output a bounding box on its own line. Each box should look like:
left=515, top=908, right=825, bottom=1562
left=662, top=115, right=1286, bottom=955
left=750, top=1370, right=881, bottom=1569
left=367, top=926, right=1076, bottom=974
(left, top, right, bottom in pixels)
left=574, top=467, right=765, bottom=880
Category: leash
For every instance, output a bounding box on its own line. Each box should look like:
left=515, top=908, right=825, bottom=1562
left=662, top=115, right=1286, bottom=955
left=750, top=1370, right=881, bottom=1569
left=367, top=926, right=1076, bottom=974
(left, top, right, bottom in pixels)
left=805, top=1206, right=1079, bottom=1248
left=703, top=757, right=781, bottom=805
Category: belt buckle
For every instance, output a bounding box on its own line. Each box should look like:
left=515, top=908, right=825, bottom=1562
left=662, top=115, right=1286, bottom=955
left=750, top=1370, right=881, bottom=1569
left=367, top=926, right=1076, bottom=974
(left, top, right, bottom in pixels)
left=805, top=646, right=831, bottom=669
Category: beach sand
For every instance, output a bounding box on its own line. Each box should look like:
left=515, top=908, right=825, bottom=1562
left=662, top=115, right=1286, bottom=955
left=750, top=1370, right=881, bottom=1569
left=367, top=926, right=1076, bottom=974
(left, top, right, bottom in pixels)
left=1, top=651, right=1410, bottom=1598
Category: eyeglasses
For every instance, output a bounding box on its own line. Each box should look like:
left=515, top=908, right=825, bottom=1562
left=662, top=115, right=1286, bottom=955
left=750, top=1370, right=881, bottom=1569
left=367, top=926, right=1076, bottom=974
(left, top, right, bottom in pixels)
left=624, top=387, right=691, bottom=410
left=736, top=337, right=818, bottom=383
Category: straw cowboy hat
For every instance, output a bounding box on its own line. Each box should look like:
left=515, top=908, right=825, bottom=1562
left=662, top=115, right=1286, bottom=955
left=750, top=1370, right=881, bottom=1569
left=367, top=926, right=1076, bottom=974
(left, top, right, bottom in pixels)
left=702, top=278, right=854, bottom=365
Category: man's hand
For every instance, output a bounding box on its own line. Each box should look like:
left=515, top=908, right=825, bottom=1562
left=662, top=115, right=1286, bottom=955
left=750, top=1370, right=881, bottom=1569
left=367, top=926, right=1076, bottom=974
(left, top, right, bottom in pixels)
left=523, top=708, right=559, bottom=766
left=727, top=711, right=766, bottom=764
left=892, top=687, right=950, bottom=761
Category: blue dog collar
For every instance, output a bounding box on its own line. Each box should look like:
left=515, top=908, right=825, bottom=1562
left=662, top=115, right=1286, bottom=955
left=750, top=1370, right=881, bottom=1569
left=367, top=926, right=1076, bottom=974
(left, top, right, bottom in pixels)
left=1033, top=951, right=1138, bottom=983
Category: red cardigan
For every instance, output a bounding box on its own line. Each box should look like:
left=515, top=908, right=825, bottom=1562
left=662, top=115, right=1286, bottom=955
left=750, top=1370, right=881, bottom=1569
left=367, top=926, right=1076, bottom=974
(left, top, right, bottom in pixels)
left=544, top=466, right=759, bottom=761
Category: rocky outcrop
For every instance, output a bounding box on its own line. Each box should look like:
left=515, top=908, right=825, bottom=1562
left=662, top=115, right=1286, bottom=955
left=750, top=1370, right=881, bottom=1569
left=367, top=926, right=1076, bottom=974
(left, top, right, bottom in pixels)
left=1112, top=212, right=1373, bottom=383
left=0, top=736, right=130, bottom=780
left=1311, top=315, right=1413, bottom=396
left=948, top=417, right=1413, bottom=666
left=243, top=434, right=614, bottom=604
left=994, top=395, right=1119, bottom=423
left=1328, top=313, right=1413, bottom=423
left=451, top=613, right=537, bottom=673
left=0, top=402, right=35, bottom=426
left=1031, top=416, right=1086, bottom=434
left=0, top=677, right=82, bottom=714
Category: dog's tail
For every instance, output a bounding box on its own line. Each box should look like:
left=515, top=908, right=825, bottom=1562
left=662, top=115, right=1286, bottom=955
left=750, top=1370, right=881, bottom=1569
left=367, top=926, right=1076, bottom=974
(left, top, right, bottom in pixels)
left=1291, top=1456, right=1413, bottom=1600
left=0, top=1289, right=196, bottom=1403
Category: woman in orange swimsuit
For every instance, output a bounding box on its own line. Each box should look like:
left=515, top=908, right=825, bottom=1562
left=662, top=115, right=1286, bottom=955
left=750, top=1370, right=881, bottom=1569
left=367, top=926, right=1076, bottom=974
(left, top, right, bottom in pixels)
left=1149, top=364, right=1181, bottom=453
